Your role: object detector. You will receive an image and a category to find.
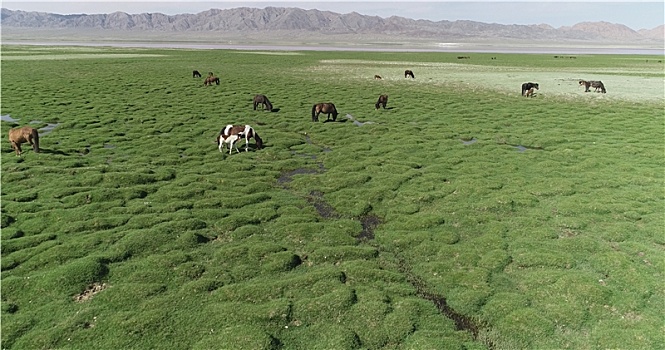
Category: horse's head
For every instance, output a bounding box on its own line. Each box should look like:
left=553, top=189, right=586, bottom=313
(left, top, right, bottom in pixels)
left=252, top=131, right=263, bottom=150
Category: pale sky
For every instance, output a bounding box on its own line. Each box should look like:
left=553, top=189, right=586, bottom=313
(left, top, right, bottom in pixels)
left=2, top=1, right=663, bottom=31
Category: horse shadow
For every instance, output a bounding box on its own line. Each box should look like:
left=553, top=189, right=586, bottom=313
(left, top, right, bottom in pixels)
left=41, top=148, right=69, bottom=156
left=269, top=108, right=281, bottom=113
left=323, top=118, right=347, bottom=123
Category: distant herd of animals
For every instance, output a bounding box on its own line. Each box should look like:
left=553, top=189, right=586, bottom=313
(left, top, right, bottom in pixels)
left=4, top=66, right=609, bottom=157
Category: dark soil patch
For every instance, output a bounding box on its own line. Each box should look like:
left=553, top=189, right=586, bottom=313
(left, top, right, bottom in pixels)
left=357, top=214, right=381, bottom=241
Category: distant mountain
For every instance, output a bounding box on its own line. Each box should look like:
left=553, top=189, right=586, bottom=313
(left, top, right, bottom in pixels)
left=1, top=7, right=663, bottom=44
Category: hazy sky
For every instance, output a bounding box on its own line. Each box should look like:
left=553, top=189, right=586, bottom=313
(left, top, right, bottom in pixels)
left=2, top=1, right=664, bottom=30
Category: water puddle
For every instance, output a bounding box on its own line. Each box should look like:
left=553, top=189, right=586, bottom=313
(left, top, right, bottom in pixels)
left=277, top=167, right=321, bottom=185
left=103, top=144, right=116, bottom=149
left=510, top=144, right=543, bottom=152
left=345, top=114, right=375, bottom=127
left=38, top=123, right=60, bottom=136
left=461, top=137, right=477, bottom=145
left=1, top=115, right=20, bottom=123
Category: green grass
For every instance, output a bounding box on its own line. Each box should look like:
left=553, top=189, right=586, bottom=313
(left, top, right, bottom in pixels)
left=1, top=45, right=664, bottom=349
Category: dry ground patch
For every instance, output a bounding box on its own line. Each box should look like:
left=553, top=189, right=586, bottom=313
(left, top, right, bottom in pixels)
left=313, top=59, right=665, bottom=102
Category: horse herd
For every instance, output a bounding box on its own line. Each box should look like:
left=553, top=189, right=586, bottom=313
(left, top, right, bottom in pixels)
left=4, top=68, right=608, bottom=157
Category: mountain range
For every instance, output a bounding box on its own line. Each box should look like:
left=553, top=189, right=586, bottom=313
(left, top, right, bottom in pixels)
left=1, top=7, right=663, bottom=44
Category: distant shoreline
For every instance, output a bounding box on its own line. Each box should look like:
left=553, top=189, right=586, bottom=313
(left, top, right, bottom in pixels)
left=3, top=40, right=664, bottom=55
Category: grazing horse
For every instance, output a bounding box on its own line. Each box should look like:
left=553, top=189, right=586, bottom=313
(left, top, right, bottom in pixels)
left=375, top=94, right=388, bottom=109
left=525, top=88, right=537, bottom=98
left=521, top=82, right=539, bottom=96
left=204, top=76, right=220, bottom=86
left=404, top=70, right=415, bottom=79
left=579, top=80, right=606, bottom=93
left=311, top=103, right=339, bottom=122
left=193, top=70, right=202, bottom=78
left=374, top=75, right=382, bottom=80
left=253, top=94, right=273, bottom=111
left=8, top=126, right=39, bottom=156
left=217, top=124, right=263, bottom=154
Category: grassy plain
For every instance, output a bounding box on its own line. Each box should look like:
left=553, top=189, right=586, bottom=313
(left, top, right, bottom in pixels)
left=1, top=45, right=664, bottom=349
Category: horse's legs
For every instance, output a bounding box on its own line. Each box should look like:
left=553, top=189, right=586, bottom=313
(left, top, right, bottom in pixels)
left=12, top=142, right=21, bottom=156
left=245, top=137, right=249, bottom=152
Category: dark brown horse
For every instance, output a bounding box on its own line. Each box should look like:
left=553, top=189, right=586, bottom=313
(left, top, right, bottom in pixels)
left=404, top=70, right=415, bottom=79
left=579, top=80, right=606, bottom=93
left=204, top=76, right=220, bottom=86
left=216, top=124, right=263, bottom=154
left=8, top=126, right=39, bottom=156
left=374, top=75, right=382, bottom=80
left=312, top=103, right=339, bottom=122
left=375, top=94, right=388, bottom=109
left=193, top=70, right=202, bottom=78
left=253, top=94, right=273, bottom=111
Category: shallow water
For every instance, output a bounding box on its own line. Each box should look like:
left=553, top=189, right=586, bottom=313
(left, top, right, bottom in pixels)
left=1, top=115, right=20, bottom=123
left=3, top=40, right=663, bottom=55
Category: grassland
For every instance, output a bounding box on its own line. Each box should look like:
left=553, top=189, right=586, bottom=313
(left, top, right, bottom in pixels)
left=1, top=45, right=664, bottom=349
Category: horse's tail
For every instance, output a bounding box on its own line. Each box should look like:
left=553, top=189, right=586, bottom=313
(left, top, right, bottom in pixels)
left=311, top=104, right=317, bottom=121
left=32, top=129, right=40, bottom=153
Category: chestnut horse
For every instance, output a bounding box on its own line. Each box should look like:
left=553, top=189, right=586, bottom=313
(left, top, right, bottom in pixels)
left=404, top=70, right=415, bottom=79
left=217, top=124, right=263, bottom=154
left=312, top=103, right=338, bottom=122
left=579, top=80, right=606, bottom=93
left=253, top=94, right=273, bottom=111
left=8, top=126, right=39, bottom=156
left=375, top=94, right=388, bottom=109
left=204, top=76, right=220, bottom=86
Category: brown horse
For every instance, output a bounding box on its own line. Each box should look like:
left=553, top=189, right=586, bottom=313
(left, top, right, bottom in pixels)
left=253, top=94, right=273, bottom=111
left=204, top=76, right=220, bottom=86
left=374, top=75, right=382, bottom=80
left=404, top=70, right=415, bottom=79
left=312, top=103, right=339, bottom=122
left=375, top=94, right=388, bottom=109
left=579, top=80, right=606, bottom=93
left=216, top=124, right=263, bottom=154
left=8, top=126, right=39, bottom=156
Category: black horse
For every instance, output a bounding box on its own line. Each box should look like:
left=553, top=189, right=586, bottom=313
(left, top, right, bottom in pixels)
left=579, top=80, right=606, bottom=93
left=193, top=70, right=202, bottom=78
left=521, top=82, right=539, bottom=96
left=312, top=103, right=338, bottom=122
left=405, top=70, right=415, bottom=79
left=253, top=94, right=273, bottom=111
left=375, top=95, right=388, bottom=109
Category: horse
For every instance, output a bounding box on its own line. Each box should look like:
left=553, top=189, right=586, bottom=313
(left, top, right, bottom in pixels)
left=193, top=70, right=202, bottom=78
left=8, top=126, right=39, bottom=156
left=311, top=103, right=338, bottom=122
left=521, top=82, right=539, bottom=96
left=204, top=76, right=220, bottom=86
left=374, top=75, right=382, bottom=80
left=404, top=70, right=415, bottom=79
left=216, top=124, right=263, bottom=154
left=525, top=88, right=537, bottom=98
left=579, top=80, right=606, bottom=93
left=375, top=94, right=388, bottom=109
left=253, top=94, right=273, bottom=111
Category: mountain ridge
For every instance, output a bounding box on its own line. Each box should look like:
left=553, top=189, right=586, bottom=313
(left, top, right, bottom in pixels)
left=1, top=7, right=663, bottom=44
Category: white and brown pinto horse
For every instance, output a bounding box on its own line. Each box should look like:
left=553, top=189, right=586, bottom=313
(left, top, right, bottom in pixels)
left=217, top=124, right=263, bottom=154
